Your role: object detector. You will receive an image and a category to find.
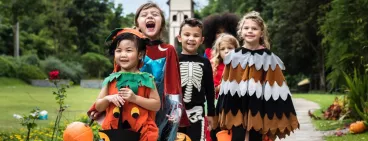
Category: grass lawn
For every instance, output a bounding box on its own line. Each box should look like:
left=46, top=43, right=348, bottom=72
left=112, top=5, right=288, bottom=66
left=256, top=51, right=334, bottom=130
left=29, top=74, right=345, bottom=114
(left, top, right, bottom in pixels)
left=293, top=93, right=368, bottom=140
left=0, top=77, right=99, bottom=132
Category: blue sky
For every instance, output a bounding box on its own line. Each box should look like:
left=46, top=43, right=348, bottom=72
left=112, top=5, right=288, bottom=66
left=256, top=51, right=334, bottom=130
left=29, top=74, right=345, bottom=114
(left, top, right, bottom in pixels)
left=113, top=0, right=208, bottom=18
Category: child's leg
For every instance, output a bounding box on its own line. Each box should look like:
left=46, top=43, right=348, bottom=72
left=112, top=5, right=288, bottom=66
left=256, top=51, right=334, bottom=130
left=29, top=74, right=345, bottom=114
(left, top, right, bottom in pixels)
left=231, top=125, right=245, bottom=141
left=185, top=105, right=205, bottom=141
left=248, top=129, right=263, bottom=141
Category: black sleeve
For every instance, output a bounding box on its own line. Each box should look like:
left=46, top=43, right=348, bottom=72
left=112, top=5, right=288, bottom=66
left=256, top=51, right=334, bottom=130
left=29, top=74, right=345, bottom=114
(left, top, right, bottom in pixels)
left=203, top=58, right=215, bottom=116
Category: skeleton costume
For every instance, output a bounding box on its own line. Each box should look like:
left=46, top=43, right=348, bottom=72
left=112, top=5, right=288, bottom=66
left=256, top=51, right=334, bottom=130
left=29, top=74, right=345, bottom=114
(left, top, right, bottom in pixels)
left=178, top=53, right=216, bottom=141
left=213, top=48, right=300, bottom=141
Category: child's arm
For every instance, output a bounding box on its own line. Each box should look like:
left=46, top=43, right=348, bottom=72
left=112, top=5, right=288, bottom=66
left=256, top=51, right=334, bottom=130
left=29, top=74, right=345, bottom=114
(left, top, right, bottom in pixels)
left=95, top=86, right=125, bottom=112
left=204, top=59, right=216, bottom=116
left=120, top=83, right=161, bottom=111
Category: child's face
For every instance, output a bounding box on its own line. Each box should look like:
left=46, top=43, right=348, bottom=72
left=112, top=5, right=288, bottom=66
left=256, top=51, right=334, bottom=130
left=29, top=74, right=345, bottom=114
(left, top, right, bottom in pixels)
left=136, top=7, right=162, bottom=39
left=177, top=25, right=204, bottom=54
left=240, top=19, right=263, bottom=45
left=115, top=40, right=143, bottom=72
left=219, top=41, right=235, bottom=60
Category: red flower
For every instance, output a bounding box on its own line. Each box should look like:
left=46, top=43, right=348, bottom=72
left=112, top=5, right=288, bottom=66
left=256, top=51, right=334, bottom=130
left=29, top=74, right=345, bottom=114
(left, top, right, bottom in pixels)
left=49, top=70, right=60, bottom=80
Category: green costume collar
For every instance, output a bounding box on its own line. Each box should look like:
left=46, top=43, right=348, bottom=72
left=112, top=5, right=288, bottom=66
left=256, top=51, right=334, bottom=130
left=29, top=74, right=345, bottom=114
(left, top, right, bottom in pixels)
left=102, top=72, right=155, bottom=94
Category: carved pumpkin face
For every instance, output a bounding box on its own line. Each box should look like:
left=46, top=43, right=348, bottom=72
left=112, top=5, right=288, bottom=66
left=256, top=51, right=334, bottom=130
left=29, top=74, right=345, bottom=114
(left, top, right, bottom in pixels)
left=63, top=122, right=94, bottom=141
left=122, top=87, right=148, bottom=131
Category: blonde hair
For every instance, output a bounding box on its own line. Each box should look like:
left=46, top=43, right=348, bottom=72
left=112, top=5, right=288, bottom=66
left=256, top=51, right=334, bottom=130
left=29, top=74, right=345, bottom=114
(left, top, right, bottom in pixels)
left=237, top=11, right=270, bottom=49
left=210, top=33, right=239, bottom=76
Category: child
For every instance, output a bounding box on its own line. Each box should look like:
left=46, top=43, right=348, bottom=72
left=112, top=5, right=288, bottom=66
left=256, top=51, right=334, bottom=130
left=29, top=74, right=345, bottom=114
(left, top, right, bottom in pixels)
left=210, top=33, right=239, bottom=99
left=89, top=28, right=160, bottom=141
left=213, top=11, right=300, bottom=141
left=177, top=18, right=215, bottom=141
left=134, top=2, right=189, bottom=141
left=203, top=12, right=239, bottom=59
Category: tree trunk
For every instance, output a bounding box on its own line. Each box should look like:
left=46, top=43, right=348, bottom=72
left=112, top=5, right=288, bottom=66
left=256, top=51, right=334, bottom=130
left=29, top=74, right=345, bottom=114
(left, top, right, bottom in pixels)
left=319, top=45, right=326, bottom=91
left=13, top=21, right=19, bottom=58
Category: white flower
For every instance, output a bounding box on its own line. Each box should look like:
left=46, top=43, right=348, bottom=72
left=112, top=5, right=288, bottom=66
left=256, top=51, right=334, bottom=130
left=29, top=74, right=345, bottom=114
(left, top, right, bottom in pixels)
left=13, top=114, right=23, bottom=119
left=30, top=112, right=38, bottom=117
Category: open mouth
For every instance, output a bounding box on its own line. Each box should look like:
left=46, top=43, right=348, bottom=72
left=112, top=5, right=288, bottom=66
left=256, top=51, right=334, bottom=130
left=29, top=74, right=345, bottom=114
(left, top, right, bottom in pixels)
left=119, top=60, right=129, bottom=63
left=187, top=42, right=196, bottom=46
left=146, top=21, right=155, bottom=32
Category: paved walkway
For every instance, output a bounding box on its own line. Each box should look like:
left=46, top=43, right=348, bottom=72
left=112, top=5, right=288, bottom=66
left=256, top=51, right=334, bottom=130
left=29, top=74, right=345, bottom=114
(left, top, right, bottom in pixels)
left=276, top=98, right=324, bottom=141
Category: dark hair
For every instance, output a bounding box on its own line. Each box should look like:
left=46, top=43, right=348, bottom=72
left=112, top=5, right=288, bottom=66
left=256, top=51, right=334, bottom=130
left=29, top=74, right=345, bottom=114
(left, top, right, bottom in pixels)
left=135, top=2, right=166, bottom=38
left=179, top=18, right=204, bottom=36
left=108, top=33, right=148, bottom=68
left=203, top=12, right=240, bottom=48
left=108, top=33, right=147, bottom=56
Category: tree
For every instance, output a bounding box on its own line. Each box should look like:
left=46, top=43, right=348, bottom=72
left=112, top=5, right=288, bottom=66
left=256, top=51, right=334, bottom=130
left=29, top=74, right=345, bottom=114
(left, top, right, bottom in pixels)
left=320, top=0, right=368, bottom=91
left=0, top=0, right=46, bottom=58
left=268, top=0, right=330, bottom=90
left=67, top=0, right=114, bottom=54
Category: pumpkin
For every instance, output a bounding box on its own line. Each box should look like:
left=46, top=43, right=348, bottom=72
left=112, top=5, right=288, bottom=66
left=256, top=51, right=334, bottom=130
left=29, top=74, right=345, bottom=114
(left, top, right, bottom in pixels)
left=349, top=121, right=366, bottom=134
left=63, top=122, right=94, bottom=141
left=175, top=132, right=191, bottom=141
left=216, top=130, right=232, bottom=141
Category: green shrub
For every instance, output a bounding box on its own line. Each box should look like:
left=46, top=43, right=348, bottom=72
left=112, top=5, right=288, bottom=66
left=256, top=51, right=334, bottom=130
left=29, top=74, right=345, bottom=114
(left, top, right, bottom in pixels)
left=17, top=64, right=47, bottom=82
left=0, top=55, right=17, bottom=77
left=81, top=52, right=112, bottom=79
left=65, top=61, right=85, bottom=82
left=20, top=54, right=41, bottom=66
left=285, top=73, right=308, bottom=89
left=41, top=57, right=79, bottom=82
left=344, top=70, right=368, bottom=121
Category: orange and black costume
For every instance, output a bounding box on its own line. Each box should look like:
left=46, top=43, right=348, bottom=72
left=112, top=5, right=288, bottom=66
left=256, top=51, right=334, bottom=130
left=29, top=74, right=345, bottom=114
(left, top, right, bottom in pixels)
left=213, top=48, right=300, bottom=141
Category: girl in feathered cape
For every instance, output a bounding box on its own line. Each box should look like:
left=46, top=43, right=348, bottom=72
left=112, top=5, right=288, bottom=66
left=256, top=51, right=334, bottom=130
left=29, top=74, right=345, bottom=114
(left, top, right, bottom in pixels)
left=213, top=11, right=300, bottom=141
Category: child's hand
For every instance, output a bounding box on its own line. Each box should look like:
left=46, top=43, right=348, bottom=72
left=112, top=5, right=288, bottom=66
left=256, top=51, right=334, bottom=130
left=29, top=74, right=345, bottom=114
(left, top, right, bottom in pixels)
left=104, top=94, right=125, bottom=107
left=119, top=88, right=136, bottom=102
left=207, top=116, right=214, bottom=130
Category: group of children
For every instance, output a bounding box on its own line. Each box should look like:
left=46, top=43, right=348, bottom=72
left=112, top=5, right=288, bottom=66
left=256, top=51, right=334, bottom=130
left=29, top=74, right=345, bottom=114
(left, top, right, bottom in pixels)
left=87, top=2, right=299, bottom=141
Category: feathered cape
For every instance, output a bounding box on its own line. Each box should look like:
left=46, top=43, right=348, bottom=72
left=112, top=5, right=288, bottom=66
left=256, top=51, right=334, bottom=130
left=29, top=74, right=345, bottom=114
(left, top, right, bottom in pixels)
left=214, top=48, right=300, bottom=139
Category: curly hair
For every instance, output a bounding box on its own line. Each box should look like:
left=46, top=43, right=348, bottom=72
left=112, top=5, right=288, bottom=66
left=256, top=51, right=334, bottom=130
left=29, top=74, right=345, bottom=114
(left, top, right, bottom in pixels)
left=203, top=12, right=240, bottom=49
left=237, top=11, right=270, bottom=49
left=210, top=33, right=239, bottom=76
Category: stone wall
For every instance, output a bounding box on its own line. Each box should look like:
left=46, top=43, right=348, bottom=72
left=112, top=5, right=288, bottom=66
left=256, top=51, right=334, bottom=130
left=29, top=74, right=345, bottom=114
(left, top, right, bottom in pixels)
left=80, top=80, right=103, bottom=89
left=30, top=80, right=70, bottom=87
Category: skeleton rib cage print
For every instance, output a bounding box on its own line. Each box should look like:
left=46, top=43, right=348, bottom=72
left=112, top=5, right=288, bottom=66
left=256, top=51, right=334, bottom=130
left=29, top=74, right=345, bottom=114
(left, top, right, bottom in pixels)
left=180, top=61, right=204, bottom=103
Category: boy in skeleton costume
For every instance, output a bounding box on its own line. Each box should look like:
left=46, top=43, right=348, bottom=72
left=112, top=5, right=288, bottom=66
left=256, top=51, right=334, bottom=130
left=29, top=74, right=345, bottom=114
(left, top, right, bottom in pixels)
left=213, top=11, right=299, bottom=141
left=177, top=18, right=216, bottom=141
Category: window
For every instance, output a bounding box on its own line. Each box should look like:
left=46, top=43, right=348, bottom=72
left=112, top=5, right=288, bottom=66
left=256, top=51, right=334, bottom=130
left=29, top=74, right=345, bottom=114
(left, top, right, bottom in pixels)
left=173, top=15, right=177, bottom=21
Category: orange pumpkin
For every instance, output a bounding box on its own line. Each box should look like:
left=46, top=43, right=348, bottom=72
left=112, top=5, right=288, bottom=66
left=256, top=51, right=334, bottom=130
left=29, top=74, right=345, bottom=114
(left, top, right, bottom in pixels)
left=175, top=132, right=191, bottom=141
left=63, top=122, right=94, bottom=141
left=349, top=121, right=366, bottom=134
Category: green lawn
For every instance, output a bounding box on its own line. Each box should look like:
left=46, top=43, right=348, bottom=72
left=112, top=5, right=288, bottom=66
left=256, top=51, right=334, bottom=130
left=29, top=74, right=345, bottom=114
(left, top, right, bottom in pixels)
left=0, top=77, right=99, bottom=132
left=293, top=93, right=368, bottom=140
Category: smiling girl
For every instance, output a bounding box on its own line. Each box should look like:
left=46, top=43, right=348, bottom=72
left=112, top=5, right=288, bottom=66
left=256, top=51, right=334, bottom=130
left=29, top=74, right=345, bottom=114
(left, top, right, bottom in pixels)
left=212, top=11, right=300, bottom=141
